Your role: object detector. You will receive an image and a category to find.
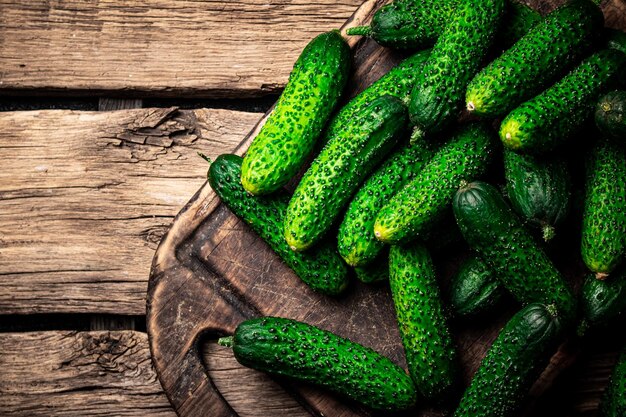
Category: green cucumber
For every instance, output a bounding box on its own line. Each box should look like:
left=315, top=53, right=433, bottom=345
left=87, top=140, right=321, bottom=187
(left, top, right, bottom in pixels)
left=466, top=0, right=602, bottom=118
left=504, top=150, right=571, bottom=242
left=338, top=137, right=435, bottom=267
left=218, top=317, right=417, bottom=411
left=581, top=138, right=626, bottom=278
left=285, top=95, right=408, bottom=252
left=241, top=31, right=350, bottom=195
left=453, top=181, right=577, bottom=323
left=579, top=267, right=626, bottom=333
left=596, top=90, right=626, bottom=141
left=389, top=243, right=458, bottom=400
left=449, top=254, right=505, bottom=319
left=600, top=345, right=626, bottom=417
left=207, top=154, right=348, bottom=295
left=453, top=303, right=563, bottom=417
left=374, top=123, right=495, bottom=245
left=408, top=0, right=504, bottom=135
left=606, top=28, right=626, bottom=56
left=500, top=49, right=626, bottom=153
left=354, top=250, right=389, bottom=284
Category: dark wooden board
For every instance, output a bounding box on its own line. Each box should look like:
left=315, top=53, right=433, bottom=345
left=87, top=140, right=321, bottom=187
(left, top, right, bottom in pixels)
left=147, top=1, right=626, bottom=416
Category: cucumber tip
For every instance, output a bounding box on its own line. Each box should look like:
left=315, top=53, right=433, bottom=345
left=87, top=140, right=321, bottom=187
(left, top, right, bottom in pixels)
left=596, top=272, right=609, bottom=280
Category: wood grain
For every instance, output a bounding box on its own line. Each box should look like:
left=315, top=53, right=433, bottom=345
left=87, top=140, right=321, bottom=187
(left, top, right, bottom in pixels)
left=0, top=0, right=362, bottom=98
left=0, top=107, right=262, bottom=315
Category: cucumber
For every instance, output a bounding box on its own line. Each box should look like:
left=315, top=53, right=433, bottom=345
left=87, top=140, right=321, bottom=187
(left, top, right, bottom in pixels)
left=354, top=250, right=389, bottom=284
left=285, top=95, right=408, bottom=252
left=207, top=154, right=348, bottom=296
left=581, top=138, right=626, bottom=278
left=500, top=49, right=626, bottom=153
left=218, top=317, right=417, bottom=411
left=600, top=345, right=626, bottom=417
left=504, top=150, right=571, bottom=242
left=374, top=123, right=495, bottom=245
left=596, top=90, right=626, bottom=141
left=453, top=303, right=563, bottom=417
left=408, top=0, right=505, bottom=135
left=241, top=31, right=350, bottom=195
left=389, top=243, right=458, bottom=401
left=453, top=181, right=577, bottom=323
left=466, top=0, right=602, bottom=118
left=449, top=254, right=505, bottom=319
left=338, top=137, right=435, bottom=267
left=579, top=267, right=626, bottom=333
left=606, top=28, right=626, bottom=56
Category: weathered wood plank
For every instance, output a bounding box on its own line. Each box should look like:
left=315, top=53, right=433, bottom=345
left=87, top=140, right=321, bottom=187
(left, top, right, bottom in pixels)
left=0, top=0, right=363, bottom=98
left=0, top=107, right=263, bottom=314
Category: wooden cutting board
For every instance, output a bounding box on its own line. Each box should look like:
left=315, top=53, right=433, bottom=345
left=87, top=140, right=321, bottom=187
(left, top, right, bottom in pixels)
left=147, top=1, right=626, bottom=416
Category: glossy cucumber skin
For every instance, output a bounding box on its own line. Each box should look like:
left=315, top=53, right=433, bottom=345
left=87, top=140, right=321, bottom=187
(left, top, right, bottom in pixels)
left=338, top=137, right=435, bottom=267
left=466, top=0, right=602, bottom=118
left=454, top=303, right=563, bottom=417
left=600, top=346, right=626, bottom=417
left=374, top=123, right=495, bottom=245
left=241, top=31, right=350, bottom=195
left=226, top=317, right=417, bottom=411
left=208, top=154, right=348, bottom=295
left=449, top=254, right=505, bottom=318
left=453, top=182, right=577, bottom=323
left=500, top=49, right=626, bottom=153
left=581, top=139, right=626, bottom=277
left=389, top=244, right=458, bottom=401
left=408, top=0, right=504, bottom=134
left=285, top=95, right=408, bottom=252
left=596, top=90, right=626, bottom=141
left=580, top=267, right=626, bottom=330
left=504, top=150, right=571, bottom=242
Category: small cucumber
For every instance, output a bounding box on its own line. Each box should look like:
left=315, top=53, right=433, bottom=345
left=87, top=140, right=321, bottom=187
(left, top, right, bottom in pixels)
left=466, top=0, right=602, bottom=118
left=285, top=95, right=408, bottom=252
left=241, top=31, right=350, bottom=195
left=453, top=303, right=563, bottom=417
left=500, top=49, right=626, bottom=153
left=596, top=90, right=626, bottom=142
left=207, top=154, right=348, bottom=295
left=374, top=123, right=495, bottom=245
left=504, top=150, right=571, bottom=242
left=581, top=138, right=626, bottom=278
left=453, top=181, right=577, bottom=323
left=579, top=267, right=626, bottom=333
left=389, top=243, right=458, bottom=401
left=600, top=346, right=626, bottom=417
left=354, top=250, right=389, bottom=284
left=408, top=0, right=505, bottom=135
left=218, top=317, right=417, bottom=411
left=449, top=254, right=505, bottom=319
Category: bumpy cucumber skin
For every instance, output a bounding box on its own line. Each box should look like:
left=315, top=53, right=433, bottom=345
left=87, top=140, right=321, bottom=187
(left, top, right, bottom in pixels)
left=241, top=31, right=350, bottom=195
left=504, top=150, right=571, bottom=242
left=354, top=250, right=389, bottom=284
left=450, top=255, right=505, bottom=318
left=454, top=303, right=562, bottom=417
left=580, top=268, right=626, bottom=330
left=338, top=138, right=435, bottom=267
left=500, top=49, right=626, bottom=153
left=285, top=96, right=408, bottom=251
left=596, top=90, right=626, bottom=141
left=581, top=139, right=626, bottom=277
left=408, top=0, right=504, bottom=134
left=466, top=0, right=602, bottom=118
left=600, top=346, right=626, bottom=417
left=374, top=123, right=495, bottom=245
left=389, top=244, right=458, bottom=401
left=208, top=155, right=348, bottom=295
left=453, top=182, right=577, bottom=323
left=228, top=317, right=417, bottom=411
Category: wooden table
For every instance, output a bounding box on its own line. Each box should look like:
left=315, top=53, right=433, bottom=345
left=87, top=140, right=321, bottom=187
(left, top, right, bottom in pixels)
left=0, top=1, right=624, bottom=416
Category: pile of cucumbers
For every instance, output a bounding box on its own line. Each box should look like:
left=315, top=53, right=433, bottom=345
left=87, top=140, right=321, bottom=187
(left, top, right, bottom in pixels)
left=207, top=0, right=626, bottom=415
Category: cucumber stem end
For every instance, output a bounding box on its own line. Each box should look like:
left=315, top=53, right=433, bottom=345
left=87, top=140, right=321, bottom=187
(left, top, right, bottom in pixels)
left=346, top=26, right=372, bottom=37
left=217, top=336, right=234, bottom=347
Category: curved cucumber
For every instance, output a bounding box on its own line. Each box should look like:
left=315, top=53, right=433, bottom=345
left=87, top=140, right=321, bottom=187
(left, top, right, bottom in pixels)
left=466, top=0, right=602, bottom=118
left=208, top=154, right=348, bottom=295
left=581, top=138, right=626, bottom=278
left=241, top=31, right=350, bottom=195
left=389, top=244, right=458, bottom=400
left=580, top=267, right=626, bottom=333
left=596, top=90, right=626, bottom=142
left=219, top=317, right=417, bottom=411
left=600, top=346, right=626, bottom=417
left=374, top=123, right=495, bottom=245
left=285, top=95, right=408, bottom=252
left=454, top=303, right=563, bottom=417
left=504, top=150, right=571, bottom=242
left=500, top=49, right=626, bottom=153
left=453, top=181, right=577, bottom=323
